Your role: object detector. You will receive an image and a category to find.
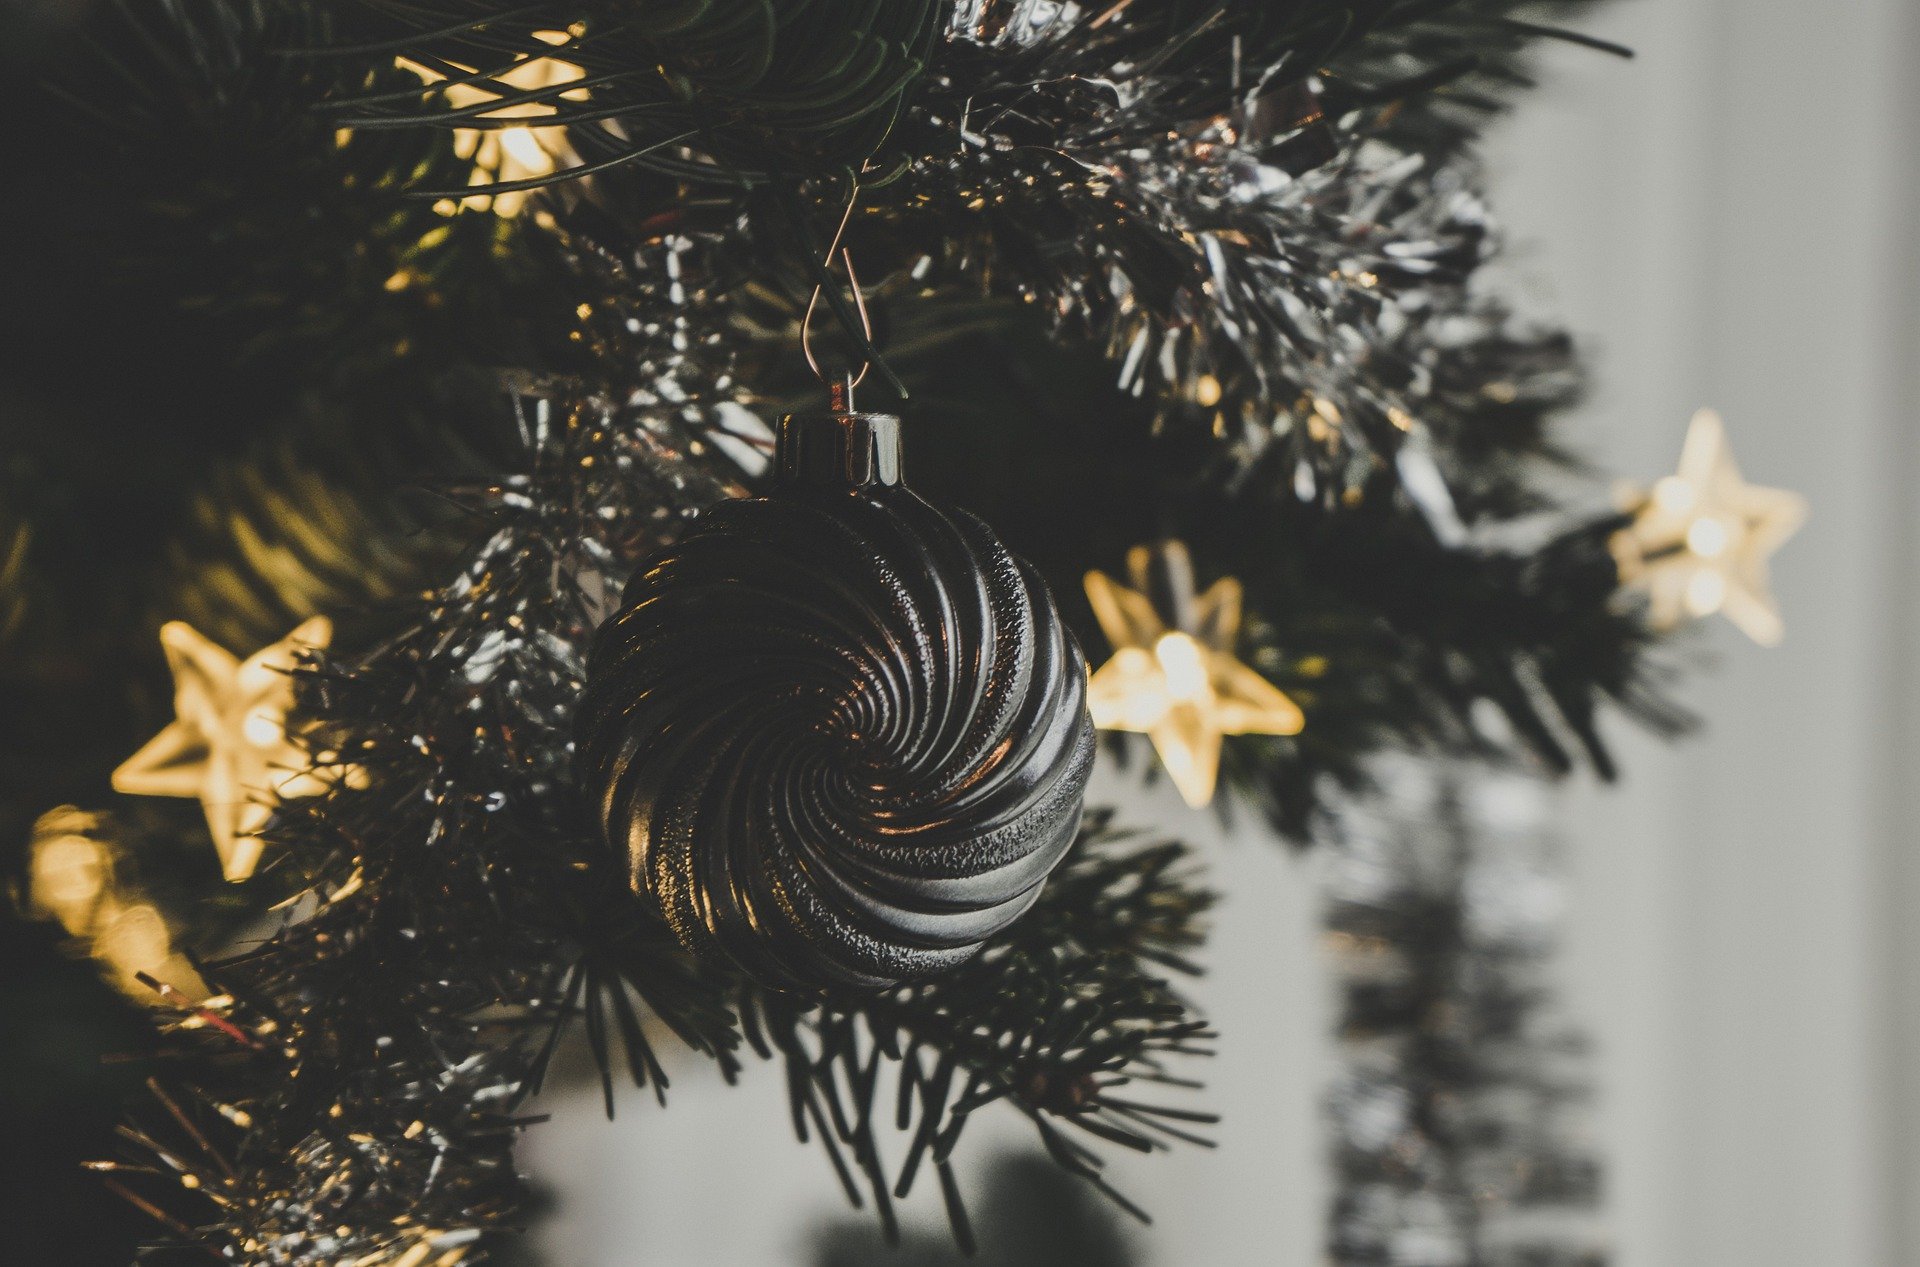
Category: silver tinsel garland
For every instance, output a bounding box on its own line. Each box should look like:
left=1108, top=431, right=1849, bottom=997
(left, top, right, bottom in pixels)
left=110, top=224, right=1219, bottom=1257
left=1324, top=759, right=1606, bottom=1267
left=881, top=2, right=1589, bottom=516
left=106, top=235, right=759, bottom=1265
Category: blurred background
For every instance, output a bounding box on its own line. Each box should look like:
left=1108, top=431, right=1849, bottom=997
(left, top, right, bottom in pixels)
left=1499, top=1, right=1918, bottom=1263
left=505, top=1, right=1920, bottom=1264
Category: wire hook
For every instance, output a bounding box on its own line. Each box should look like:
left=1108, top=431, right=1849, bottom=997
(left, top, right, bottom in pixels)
left=801, top=189, right=873, bottom=411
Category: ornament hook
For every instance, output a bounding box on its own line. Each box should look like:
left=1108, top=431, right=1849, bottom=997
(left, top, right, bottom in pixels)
left=801, top=193, right=873, bottom=412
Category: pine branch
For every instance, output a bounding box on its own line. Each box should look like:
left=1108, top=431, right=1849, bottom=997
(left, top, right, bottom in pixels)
left=88, top=338, right=752, bottom=1258
left=21, top=3, right=1676, bottom=1253
left=3, top=0, right=1674, bottom=852
left=92, top=274, right=1215, bottom=1256
left=5, top=0, right=510, bottom=393
left=333, top=0, right=944, bottom=181
left=746, top=811, right=1217, bottom=1247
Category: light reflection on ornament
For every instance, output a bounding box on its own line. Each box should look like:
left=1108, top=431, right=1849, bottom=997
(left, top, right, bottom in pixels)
left=1085, top=540, right=1305, bottom=809
left=1613, top=409, right=1807, bottom=646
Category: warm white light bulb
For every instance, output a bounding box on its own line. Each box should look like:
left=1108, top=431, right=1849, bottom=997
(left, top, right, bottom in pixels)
left=242, top=709, right=284, bottom=747
left=1685, top=516, right=1730, bottom=559
left=1154, top=633, right=1211, bottom=703
left=499, top=127, right=548, bottom=170
left=1685, top=569, right=1728, bottom=617
left=1652, top=475, right=1695, bottom=515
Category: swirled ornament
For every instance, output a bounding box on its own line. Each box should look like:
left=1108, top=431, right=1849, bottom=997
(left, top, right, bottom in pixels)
left=577, top=410, right=1096, bottom=992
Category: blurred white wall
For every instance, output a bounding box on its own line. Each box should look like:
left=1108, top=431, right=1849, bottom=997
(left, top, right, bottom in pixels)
left=523, top=2, right=1920, bottom=1262
left=1487, top=1, right=1920, bottom=1265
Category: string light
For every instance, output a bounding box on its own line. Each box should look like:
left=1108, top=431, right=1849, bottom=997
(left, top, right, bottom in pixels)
left=397, top=30, right=587, bottom=216
left=25, top=807, right=205, bottom=998
left=1613, top=409, right=1807, bottom=645
left=112, top=617, right=349, bottom=881
left=28, top=806, right=112, bottom=936
left=1085, top=540, right=1304, bottom=808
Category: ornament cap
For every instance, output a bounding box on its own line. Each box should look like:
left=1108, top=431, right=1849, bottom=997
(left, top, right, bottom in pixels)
left=776, top=410, right=902, bottom=489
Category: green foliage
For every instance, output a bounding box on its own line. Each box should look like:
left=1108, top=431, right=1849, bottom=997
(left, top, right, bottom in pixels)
left=0, top=0, right=1669, bottom=1258
left=340, top=0, right=944, bottom=184
left=745, top=815, right=1215, bottom=1246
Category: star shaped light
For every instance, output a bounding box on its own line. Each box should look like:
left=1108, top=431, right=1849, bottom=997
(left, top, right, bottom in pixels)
left=1085, top=540, right=1304, bottom=809
left=1613, top=409, right=1807, bottom=646
left=112, top=617, right=337, bottom=881
left=398, top=32, right=585, bottom=216
left=28, top=806, right=207, bottom=998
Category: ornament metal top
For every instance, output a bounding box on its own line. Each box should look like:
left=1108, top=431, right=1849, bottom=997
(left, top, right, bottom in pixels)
left=577, top=396, right=1096, bottom=993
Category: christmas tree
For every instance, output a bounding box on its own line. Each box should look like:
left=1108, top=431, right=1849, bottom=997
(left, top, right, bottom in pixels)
left=0, top=2, right=1803, bottom=1263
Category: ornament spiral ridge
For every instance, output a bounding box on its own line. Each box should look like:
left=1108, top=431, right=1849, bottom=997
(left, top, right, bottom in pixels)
left=577, top=476, right=1096, bottom=992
